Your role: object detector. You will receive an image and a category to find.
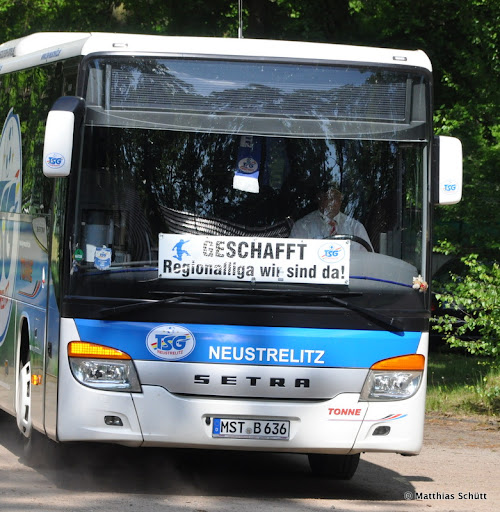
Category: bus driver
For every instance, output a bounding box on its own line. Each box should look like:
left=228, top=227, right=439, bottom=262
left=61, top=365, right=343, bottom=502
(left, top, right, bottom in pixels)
left=290, top=188, right=373, bottom=251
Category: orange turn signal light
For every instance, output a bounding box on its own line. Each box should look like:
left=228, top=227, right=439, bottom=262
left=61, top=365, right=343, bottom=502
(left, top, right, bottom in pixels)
left=370, top=354, right=425, bottom=371
left=68, top=341, right=131, bottom=360
left=31, top=374, right=43, bottom=386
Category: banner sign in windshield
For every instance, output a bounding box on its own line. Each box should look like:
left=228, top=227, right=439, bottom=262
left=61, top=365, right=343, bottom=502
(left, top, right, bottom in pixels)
left=158, top=234, right=350, bottom=285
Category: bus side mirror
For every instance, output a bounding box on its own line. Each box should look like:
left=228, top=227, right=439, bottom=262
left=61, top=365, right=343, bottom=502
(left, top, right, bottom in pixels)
left=433, top=135, right=463, bottom=205
left=43, top=96, right=85, bottom=178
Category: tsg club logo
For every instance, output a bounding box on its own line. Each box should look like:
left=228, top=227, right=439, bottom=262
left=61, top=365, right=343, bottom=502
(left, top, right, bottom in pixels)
left=44, top=152, right=65, bottom=169
left=146, top=325, right=195, bottom=361
left=317, top=242, right=345, bottom=263
left=442, top=180, right=457, bottom=193
left=0, top=109, right=22, bottom=346
left=237, top=157, right=259, bottom=174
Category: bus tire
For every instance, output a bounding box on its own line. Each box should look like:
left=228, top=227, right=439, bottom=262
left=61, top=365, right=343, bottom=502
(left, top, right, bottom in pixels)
left=16, top=354, right=45, bottom=465
left=16, top=359, right=32, bottom=439
left=308, top=453, right=360, bottom=480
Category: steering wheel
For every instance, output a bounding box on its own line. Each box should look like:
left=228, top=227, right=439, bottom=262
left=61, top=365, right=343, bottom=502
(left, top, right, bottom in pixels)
left=322, top=234, right=373, bottom=252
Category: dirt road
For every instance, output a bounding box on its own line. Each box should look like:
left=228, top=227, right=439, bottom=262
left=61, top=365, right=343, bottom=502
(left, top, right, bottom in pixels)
left=0, top=411, right=498, bottom=511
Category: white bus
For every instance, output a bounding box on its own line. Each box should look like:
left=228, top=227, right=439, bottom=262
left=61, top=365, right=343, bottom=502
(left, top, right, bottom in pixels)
left=0, top=32, right=462, bottom=478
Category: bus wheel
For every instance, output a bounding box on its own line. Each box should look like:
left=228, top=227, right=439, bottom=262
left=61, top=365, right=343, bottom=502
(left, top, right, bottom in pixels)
left=16, top=358, right=43, bottom=464
left=308, top=453, right=360, bottom=480
left=16, top=360, right=32, bottom=439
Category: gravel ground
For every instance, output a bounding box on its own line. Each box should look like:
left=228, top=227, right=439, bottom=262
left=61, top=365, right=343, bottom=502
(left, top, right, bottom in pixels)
left=0, top=411, right=498, bottom=512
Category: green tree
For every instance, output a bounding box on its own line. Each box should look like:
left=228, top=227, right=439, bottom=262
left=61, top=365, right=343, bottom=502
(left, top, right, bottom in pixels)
left=432, top=252, right=500, bottom=357
left=0, top=0, right=127, bottom=42
left=348, top=0, right=500, bottom=257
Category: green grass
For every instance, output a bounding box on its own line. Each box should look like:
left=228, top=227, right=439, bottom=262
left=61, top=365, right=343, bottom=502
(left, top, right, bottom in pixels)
left=426, top=352, right=500, bottom=417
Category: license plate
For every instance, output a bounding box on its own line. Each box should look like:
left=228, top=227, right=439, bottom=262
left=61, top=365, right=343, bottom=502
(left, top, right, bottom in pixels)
left=212, top=418, right=290, bottom=440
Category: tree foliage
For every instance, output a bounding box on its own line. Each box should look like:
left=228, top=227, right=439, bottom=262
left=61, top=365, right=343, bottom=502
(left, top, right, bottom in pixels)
left=432, top=252, right=500, bottom=357
left=0, top=1, right=123, bottom=39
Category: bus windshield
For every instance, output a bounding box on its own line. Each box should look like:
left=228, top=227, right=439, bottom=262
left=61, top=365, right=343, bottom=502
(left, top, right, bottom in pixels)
left=68, top=57, right=428, bottom=302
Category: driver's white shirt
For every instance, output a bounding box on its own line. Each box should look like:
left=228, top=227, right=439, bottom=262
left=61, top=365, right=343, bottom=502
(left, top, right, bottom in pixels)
left=290, top=210, right=373, bottom=251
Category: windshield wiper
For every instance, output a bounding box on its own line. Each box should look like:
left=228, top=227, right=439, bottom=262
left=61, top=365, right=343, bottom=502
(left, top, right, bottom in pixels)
left=213, top=286, right=359, bottom=298
left=96, top=295, right=199, bottom=319
left=97, top=288, right=404, bottom=333
left=324, top=296, right=404, bottom=334
left=214, top=286, right=404, bottom=334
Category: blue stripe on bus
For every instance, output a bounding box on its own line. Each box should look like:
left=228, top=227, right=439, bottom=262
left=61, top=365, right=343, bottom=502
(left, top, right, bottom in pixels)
left=74, top=319, right=421, bottom=368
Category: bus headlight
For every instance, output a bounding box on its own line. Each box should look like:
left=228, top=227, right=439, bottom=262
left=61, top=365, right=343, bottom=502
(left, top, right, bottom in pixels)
left=68, top=342, right=141, bottom=392
left=360, top=354, right=425, bottom=401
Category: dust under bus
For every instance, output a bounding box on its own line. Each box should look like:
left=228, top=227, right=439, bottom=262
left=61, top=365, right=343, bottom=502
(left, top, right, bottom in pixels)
left=0, top=32, right=462, bottom=479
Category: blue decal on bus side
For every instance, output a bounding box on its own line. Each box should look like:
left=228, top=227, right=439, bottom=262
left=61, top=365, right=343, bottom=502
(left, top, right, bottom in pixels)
left=74, top=319, right=421, bottom=368
left=0, top=109, right=22, bottom=346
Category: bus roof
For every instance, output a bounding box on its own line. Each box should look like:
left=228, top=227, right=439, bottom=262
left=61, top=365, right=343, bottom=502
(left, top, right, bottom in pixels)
left=0, top=31, right=432, bottom=75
